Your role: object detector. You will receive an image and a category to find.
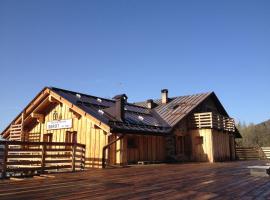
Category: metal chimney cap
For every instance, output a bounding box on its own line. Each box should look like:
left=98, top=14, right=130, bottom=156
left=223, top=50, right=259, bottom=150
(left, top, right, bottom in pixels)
left=161, top=89, right=168, bottom=93
left=113, top=94, right=128, bottom=100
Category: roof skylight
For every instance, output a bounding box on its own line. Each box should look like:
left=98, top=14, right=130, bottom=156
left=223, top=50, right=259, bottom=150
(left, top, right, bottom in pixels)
left=97, top=98, right=102, bottom=103
left=138, top=116, right=144, bottom=121
left=98, top=110, right=104, bottom=115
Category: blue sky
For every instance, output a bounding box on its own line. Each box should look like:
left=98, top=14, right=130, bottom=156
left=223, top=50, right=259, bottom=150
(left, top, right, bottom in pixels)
left=0, top=0, right=270, bottom=131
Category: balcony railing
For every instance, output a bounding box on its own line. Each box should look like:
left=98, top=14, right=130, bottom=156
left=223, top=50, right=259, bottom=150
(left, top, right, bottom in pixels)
left=190, top=112, right=235, bottom=132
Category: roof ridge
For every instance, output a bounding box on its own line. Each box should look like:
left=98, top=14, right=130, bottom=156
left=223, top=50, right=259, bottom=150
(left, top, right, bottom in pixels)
left=134, top=91, right=213, bottom=105
left=50, top=86, right=151, bottom=110
left=50, top=86, right=115, bottom=102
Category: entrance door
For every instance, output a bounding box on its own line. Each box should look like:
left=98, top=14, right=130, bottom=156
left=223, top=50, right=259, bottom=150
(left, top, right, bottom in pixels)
left=175, top=136, right=184, bottom=155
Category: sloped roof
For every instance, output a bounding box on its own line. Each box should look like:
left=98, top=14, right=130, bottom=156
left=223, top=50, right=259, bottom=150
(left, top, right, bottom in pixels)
left=1, top=87, right=239, bottom=137
left=51, top=87, right=170, bottom=134
left=135, top=92, right=214, bottom=127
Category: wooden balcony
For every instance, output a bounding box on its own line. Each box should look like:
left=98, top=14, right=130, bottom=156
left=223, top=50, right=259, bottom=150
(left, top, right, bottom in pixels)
left=190, top=112, right=235, bottom=132
left=0, top=141, right=86, bottom=178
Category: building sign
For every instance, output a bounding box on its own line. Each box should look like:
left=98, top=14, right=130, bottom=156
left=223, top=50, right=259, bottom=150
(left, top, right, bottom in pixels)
left=47, top=119, right=72, bottom=130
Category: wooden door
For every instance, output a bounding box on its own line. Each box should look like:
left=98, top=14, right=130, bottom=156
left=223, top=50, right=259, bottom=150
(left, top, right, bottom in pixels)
left=175, top=136, right=184, bottom=155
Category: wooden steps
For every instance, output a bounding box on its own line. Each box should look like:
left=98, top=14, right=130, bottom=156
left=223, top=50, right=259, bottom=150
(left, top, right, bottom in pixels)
left=260, top=147, right=270, bottom=160
left=236, top=147, right=260, bottom=160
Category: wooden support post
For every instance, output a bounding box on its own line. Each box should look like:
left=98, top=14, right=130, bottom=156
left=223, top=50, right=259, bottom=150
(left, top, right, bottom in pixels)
left=1, top=143, right=8, bottom=179
left=72, top=144, right=77, bottom=172
left=41, top=144, right=46, bottom=174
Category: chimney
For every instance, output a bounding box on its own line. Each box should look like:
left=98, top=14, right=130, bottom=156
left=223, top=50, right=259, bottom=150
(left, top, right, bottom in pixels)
left=113, top=94, right=127, bottom=121
left=161, top=89, right=168, bottom=104
left=147, top=99, right=154, bottom=109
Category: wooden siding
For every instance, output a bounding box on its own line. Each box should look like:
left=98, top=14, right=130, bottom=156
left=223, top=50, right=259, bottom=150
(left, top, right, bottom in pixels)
left=28, top=103, right=108, bottom=168
left=212, top=130, right=231, bottom=161
left=124, top=135, right=166, bottom=164
left=230, top=135, right=236, bottom=160
left=190, top=129, right=214, bottom=162
left=107, top=135, right=125, bottom=166
left=190, top=129, right=234, bottom=162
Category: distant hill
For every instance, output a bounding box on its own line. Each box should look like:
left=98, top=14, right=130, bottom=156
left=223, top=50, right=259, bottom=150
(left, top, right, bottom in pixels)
left=257, top=119, right=270, bottom=129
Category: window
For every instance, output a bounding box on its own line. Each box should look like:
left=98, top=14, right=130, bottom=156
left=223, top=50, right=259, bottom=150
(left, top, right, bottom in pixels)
left=98, top=109, right=104, bottom=115
left=43, top=133, right=53, bottom=149
left=65, top=131, right=77, bottom=150
left=97, top=98, right=102, bottom=103
left=65, top=131, right=77, bottom=144
left=43, top=133, right=53, bottom=142
left=196, top=136, right=203, bottom=145
left=127, top=137, right=138, bottom=148
left=138, top=116, right=144, bottom=121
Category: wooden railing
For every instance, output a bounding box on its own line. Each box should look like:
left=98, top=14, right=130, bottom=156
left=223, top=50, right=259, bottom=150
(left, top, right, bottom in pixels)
left=235, top=146, right=270, bottom=160
left=190, top=112, right=235, bottom=132
left=9, top=124, right=24, bottom=141
left=0, top=141, right=85, bottom=178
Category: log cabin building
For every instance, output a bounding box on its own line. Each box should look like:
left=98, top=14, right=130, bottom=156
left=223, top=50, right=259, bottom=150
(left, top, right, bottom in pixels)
left=1, top=87, right=241, bottom=168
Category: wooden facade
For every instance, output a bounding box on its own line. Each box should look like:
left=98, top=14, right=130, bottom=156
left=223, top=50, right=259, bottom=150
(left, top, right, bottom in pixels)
left=28, top=103, right=108, bottom=168
left=1, top=87, right=240, bottom=169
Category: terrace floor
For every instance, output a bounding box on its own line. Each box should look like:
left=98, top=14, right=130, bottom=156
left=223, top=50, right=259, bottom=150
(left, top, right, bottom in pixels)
left=0, top=160, right=270, bottom=200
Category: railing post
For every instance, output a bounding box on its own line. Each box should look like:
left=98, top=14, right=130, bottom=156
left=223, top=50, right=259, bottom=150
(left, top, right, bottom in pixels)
left=72, top=144, right=77, bottom=172
left=102, top=147, right=106, bottom=169
left=210, top=112, right=213, bottom=128
left=41, top=144, right=46, bottom=174
left=1, top=143, right=8, bottom=179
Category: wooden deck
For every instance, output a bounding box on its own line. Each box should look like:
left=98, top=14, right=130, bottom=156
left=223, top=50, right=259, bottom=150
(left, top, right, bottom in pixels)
left=0, top=160, right=270, bottom=200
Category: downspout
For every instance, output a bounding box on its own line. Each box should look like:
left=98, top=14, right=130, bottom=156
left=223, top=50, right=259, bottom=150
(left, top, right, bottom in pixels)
left=102, top=134, right=124, bottom=169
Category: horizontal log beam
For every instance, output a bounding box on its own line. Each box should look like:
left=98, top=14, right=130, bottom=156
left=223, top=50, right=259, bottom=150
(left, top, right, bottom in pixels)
left=31, top=113, right=45, bottom=123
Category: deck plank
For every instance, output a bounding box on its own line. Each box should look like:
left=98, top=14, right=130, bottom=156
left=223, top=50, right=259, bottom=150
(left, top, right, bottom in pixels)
left=0, top=160, right=269, bottom=199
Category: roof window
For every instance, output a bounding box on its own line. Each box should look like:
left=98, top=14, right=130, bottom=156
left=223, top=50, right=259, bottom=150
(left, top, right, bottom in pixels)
left=138, top=116, right=144, bottom=121
left=98, top=109, right=104, bottom=115
left=97, top=98, right=102, bottom=103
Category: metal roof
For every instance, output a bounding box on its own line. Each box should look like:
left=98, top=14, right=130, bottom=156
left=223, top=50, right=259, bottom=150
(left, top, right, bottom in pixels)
left=135, top=92, right=213, bottom=127
left=1, top=87, right=239, bottom=137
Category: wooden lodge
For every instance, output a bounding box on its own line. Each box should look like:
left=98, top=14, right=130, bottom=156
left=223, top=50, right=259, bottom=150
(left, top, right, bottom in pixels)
left=0, top=87, right=241, bottom=171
